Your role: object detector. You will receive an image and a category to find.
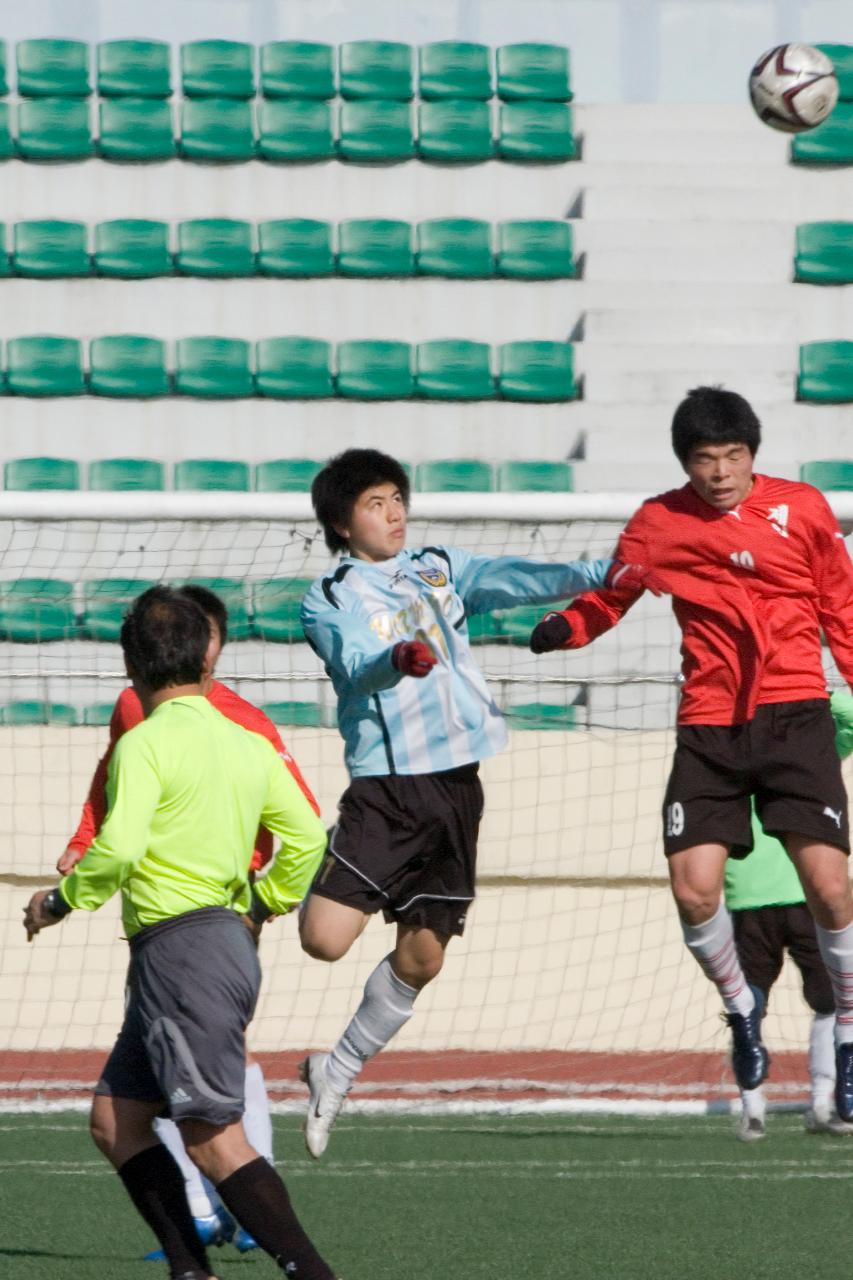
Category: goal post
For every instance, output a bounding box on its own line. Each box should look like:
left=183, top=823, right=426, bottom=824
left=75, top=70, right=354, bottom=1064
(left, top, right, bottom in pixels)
left=2, top=491, right=852, bottom=1115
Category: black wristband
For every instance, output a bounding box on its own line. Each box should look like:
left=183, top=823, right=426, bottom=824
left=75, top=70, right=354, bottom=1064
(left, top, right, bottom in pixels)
left=248, top=890, right=272, bottom=926
left=44, top=887, right=73, bottom=920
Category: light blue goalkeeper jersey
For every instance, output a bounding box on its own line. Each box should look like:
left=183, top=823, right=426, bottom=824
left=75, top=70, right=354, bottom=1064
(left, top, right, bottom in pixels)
left=301, top=545, right=612, bottom=778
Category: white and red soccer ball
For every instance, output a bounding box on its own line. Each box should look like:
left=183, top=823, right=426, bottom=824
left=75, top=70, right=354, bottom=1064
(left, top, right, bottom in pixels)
left=748, top=43, right=839, bottom=133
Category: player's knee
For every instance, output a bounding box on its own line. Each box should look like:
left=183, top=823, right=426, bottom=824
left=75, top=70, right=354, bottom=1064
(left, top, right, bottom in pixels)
left=395, top=950, right=444, bottom=988
left=672, top=882, right=718, bottom=924
left=299, top=929, right=352, bottom=963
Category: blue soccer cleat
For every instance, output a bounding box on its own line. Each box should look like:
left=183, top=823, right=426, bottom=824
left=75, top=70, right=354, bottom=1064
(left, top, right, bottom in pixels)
left=144, top=1208, right=235, bottom=1261
left=233, top=1226, right=260, bottom=1253
left=726, top=984, right=769, bottom=1091
left=835, top=1042, right=853, bottom=1123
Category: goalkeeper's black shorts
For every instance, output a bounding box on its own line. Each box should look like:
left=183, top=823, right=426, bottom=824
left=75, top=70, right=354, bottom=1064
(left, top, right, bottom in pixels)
left=310, top=763, right=483, bottom=937
left=732, top=903, right=834, bottom=1015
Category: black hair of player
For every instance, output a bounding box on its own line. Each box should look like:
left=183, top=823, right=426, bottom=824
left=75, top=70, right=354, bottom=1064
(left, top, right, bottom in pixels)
left=177, top=583, right=228, bottom=648
left=311, top=448, right=410, bottom=553
left=671, top=386, right=762, bottom=467
left=120, top=586, right=210, bottom=692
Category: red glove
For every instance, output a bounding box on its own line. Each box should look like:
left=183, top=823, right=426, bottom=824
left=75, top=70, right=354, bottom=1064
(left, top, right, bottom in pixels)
left=392, top=640, right=438, bottom=678
left=605, top=562, right=663, bottom=597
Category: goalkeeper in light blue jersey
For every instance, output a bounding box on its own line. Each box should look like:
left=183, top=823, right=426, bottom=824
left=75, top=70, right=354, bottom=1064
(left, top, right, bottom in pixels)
left=297, top=448, right=653, bottom=1158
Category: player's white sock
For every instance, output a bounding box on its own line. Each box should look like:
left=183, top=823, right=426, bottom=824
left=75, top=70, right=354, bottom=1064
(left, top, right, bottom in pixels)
left=324, top=954, right=418, bottom=1094
left=815, top=921, right=853, bottom=1045
left=809, top=1011, right=836, bottom=1112
left=681, top=904, right=754, bottom=1016
left=153, top=1115, right=220, bottom=1219
left=242, top=1061, right=274, bottom=1164
left=741, top=1085, right=766, bottom=1121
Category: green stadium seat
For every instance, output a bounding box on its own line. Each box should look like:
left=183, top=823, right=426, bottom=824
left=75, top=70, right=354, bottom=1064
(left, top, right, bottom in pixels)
left=4, top=457, right=79, bottom=490
left=255, top=337, right=334, bottom=399
left=415, top=340, right=495, bottom=400
left=417, top=100, right=494, bottom=162
left=794, top=222, right=853, bottom=284
left=494, top=605, right=550, bottom=645
left=817, top=45, right=853, bottom=101
left=88, top=336, right=170, bottom=399
left=337, top=219, right=414, bottom=276
left=497, top=220, right=575, bottom=279
left=262, top=700, right=324, bottom=728
left=416, top=219, right=493, bottom=278
left=336, top=340, right=414, bottom=399
left=0, top=225, right=9, bottom=276
left=180, top=40, right=255, bottom=99
left=415, top=459, right=494, bottom=491
left=504, top=702, right=578, bottom=730
left=466, top=611, right=502, bottom=644
left=0, top=580, right=76, bottom=643
left=6, top=338, right=85, bottom=397
left=799, top=460, right=853, bottom=491
left=338, top=100, right=415, bottom=162
left=0, top=103, right=12, bottom=158
left=12, top=221, right=90, bottom=278
left=176, top=219, right=255, bottom=277
left=83, top=702, right=116, bottom=726
left=174, top=459, right=251, bottom=491
left=180, top=99, right=255, bottom=162
left=1, top=700, right=78, bottom=724
left=498, top=342, right=578, bottom=402
left=260, top=42, right=335, bottom=99
left=82, top=578, right=157, bottom=641
left=496, top=44, right=572, bottom=100
left=791, top=103, right=853, bottom=165
left=496, top=460, right=573, bottom=492
left=94, top=220, right=172, bottom=278
left=798, top=341, right=853, bottom=402
left=98, top=98, right=176, bottom=161
left=498, top=102, right=576, bottom=161
left=339, top=41, right=413, bottom=100
left=257, top=98, right=334, bottom=161
left=418, top=42, right=492, bottom=100
left=183, top=577, right=251, bottom=639
left=0, top=42, right=7, bottom=96
left=97, top=40, right=172, bottom=98
left=252, top=577, right=313, bottom=641
left=257, top=219, right=334, bottom=276
left=175, top=337, right=253, bottom=398
left=88, top=459, right=165, bottom=491
left=16, top=39, right=91, bottom=97
left=254, top=460, right=322, bottom=492
left=17, top=98, right=93, bottom=160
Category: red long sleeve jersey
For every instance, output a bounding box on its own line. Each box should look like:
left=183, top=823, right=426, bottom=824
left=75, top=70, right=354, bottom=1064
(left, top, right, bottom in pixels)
left=559, top=475, right=853, bottom=725
left=67, top=680, right=320, bottom=869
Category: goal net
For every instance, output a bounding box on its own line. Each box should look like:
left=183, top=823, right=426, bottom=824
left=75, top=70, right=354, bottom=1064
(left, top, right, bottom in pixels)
left=2, top=491, right=850, bottom=1116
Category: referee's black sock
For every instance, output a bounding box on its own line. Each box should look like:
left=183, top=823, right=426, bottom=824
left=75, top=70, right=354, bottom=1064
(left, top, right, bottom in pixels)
left=117, top=1145, right=211, bottom=1280
left=218, top=1156, right=336, bottom=1278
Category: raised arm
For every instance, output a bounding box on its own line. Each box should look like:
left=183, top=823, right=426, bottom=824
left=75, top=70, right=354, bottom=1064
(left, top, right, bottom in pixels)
left=448, top=547, right=614, bottom=616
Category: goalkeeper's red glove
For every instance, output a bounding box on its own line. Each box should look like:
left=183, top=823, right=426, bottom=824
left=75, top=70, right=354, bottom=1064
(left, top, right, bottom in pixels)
left=530, top=613, right=572, bottom=654
left=605, top=561, right=663, bottom=596
left=392, top=640, right=438, bottom=678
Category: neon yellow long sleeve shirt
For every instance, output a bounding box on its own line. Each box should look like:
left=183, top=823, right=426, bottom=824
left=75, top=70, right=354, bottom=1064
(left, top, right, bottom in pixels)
left=59, top=695, right=326, bottom=937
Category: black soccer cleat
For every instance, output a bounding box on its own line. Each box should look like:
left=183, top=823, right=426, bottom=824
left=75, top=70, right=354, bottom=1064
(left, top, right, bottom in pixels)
left=726, top=985, right=769, bottom=1091
left=835, top=1042, right=853, bottom=1123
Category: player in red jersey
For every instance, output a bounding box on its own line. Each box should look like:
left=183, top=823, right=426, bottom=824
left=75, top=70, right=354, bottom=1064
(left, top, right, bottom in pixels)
left=530, top=387, right=853, bottom=1116
left=59, top=584, right=321, bottom=1260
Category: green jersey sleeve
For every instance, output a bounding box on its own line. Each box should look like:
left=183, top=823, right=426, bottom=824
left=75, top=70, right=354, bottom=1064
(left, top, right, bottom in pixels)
left=252, top=744, right=328, bottom=915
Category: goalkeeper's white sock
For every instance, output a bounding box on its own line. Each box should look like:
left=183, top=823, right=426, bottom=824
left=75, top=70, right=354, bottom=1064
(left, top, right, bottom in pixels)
left=324, top=955, right=418, bottom=1094
left=809, top=1011, right=836, bottom=1112
left=153, top=1116, right=220, bottom=1219
left=741, top=1085, right=766, bottom=1121
left=242, top=1061, right=274, bottom=1164
left=681, top=904, right=755, bottom=1016
left=815, top=920, right=853, bottom=1045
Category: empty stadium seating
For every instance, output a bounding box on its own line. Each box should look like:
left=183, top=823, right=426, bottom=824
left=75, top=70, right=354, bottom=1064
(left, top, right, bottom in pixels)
left=87, top=459, right=165, bottom=491
left=255, top=338, right=333, bottom=399
left=817, top=44, right=853, bottom=100
left=96, top=39, right=172, bottom=98
left=93, top=221, right=172, bottom=278
left=257, top=220, right=335, bottom=277
left=81, top=578, right=156, bottom=641
left=336, top=340, right=414, bottom=399
left=791, top=102, right=853, bottom=165
left=6, top=338, right=84, bottom=396
left=173, top=458, right=251, bottom=491
left=339, top=41, right=414, bottom=101
left=798, top=342, right=853, bottom=402
left=495, top=43, right=572, bottom=101
left=17, top=39, right=91, bottom=97
left=418, top=43, right=492, bottom=100
left=256, top=99, right=335, bottom=160
left=181, top=40, right=255, bottom=99
left=98, top=98, right=176, bottom=160
left=800, top=460, right=853, bottom=490
left=88, top=336, right=169, bottom=398
left=338, top=219, right=414, bottom=276
left=174, top=337, right=253, bottom=398
left=175, top=219, right=255, bottom=277
left=5, top=457, right=79, bottom=490
left=17, top=97, right=93, bottom=159
left=794, top=223, right=853, bottom=283
left=12, top=221, right=89, bottom=278
left=259, top=41, right=335, bottom=100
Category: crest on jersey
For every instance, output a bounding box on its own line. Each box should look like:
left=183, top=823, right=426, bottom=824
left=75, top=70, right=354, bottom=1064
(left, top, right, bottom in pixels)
left=418, top=568, right=448, bottom=587
left=767, top=504, right=789, bottom=538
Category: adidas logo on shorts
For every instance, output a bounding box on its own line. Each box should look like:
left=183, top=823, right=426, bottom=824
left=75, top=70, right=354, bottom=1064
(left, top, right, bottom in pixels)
left=169, top=1086, right=192, bottom=1105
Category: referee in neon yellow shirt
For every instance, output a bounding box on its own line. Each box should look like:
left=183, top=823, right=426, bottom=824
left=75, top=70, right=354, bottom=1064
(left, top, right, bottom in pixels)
left=23, top=587, right=336, bottom=1280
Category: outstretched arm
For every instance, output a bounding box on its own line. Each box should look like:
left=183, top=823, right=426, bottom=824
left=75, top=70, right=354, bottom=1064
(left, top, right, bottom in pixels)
left=450, top=548, right=614, bottom=616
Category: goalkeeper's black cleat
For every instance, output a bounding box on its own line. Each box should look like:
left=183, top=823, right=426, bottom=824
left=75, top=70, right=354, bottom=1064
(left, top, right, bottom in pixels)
left=835, top=1042, right=853, bottom=1122
left=726, top=984, right=769, bottom=1091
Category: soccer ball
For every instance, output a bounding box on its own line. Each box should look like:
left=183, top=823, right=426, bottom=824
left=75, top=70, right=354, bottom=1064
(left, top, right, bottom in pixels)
left=748, top=43, right=839, bottom=133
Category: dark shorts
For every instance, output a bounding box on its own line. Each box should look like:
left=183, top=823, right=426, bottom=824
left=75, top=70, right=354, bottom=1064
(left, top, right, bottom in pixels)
left=663, top=699, right=850, bottom=858
left=95, top=907, right=260, bottom=1127
left=732, top=903, right=834, bottom=1015
left=310, top=764, right=484, bottom=937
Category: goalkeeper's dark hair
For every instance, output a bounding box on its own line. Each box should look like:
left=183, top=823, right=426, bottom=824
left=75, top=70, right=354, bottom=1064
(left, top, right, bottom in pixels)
left=120, top=586, right=210, bottom=691
left=671, top=386, right=762, bottom=467
left=177, top=583, right=228, bottom=648
left=311, top=448, right=410, bottom=553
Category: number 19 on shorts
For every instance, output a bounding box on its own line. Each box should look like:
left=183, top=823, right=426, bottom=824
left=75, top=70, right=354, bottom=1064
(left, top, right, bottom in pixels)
left=666, top=802, right=685, bottom=837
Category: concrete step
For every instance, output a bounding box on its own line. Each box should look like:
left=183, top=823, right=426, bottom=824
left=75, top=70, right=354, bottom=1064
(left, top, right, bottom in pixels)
left=577, top=342, right=794, bottom=374
left=582, top=130, right=788, bottom=167
left=584, top=244, right=791, bottom=284
left=582, top=413, right=853, bottom=464
left=582, top=308, right=796, bottom=343
left=573, top=220, right=792, bottom=253
left=584, top=369, right=794, bottom=404
left=575, top=104, right=765, bottom=134
left=582, top=186, right=796, bottom=222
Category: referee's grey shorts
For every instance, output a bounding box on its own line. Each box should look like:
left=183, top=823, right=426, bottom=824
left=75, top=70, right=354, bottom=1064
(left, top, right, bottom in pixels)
left=95, top=906, right=260, bottom=1127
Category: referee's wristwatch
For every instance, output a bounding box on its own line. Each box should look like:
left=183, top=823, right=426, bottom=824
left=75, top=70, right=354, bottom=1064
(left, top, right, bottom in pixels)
left=43, top=887, right=73, bottom=920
